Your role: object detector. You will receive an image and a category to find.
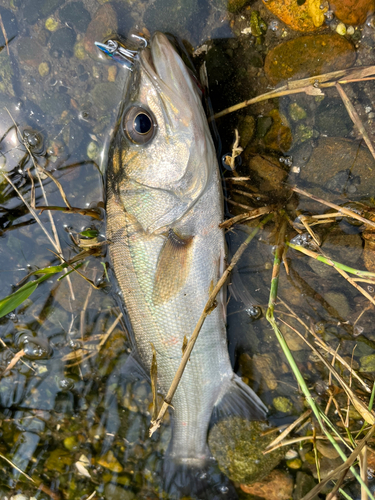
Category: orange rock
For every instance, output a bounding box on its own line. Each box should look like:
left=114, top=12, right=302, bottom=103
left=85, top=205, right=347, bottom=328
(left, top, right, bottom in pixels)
left=264, top=33, right=356, bottom=85
left=330, top=0, right=375, bottom=25
left=84, top=4, right=118, bottom=57
left=262, top=0, right=320, bottom=32
left=240, top=469, right=293, bottom=499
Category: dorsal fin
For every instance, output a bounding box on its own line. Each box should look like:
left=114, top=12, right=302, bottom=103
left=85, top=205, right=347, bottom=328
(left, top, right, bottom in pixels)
left=153, top=229, right=193, bottom=306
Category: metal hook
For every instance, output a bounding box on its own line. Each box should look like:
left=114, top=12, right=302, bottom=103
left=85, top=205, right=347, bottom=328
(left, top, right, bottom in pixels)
left=94, top=34, right=148, bottom=71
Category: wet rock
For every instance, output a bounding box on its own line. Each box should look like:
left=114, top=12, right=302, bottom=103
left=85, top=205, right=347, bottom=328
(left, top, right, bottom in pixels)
left=208, top=418, right=284, bottom=483
left=252, top=353, right=279, bottom=390
left=21, top=0, right=60, bottom=25
left=289, top=102, right=307, bottom=122
left=49, top=28, right=76, bottom=58
left=293, top=471, right=318, bottom=500
left=324, top=291, right=350, bottom=317
left=273, top=396, right=294, bottom=413
left=144, top=0, right=198, bottom=35
left=286, top=458, right=302, bottom=469
left=45, top=448, right=73, bottom=472
left=45, top=17, right=59, bottom=32
left=240, top=469, right=294, bottom=499
left=316, top=441, right=340, bottom=458
left=17, top=38, right=44, bottom=67
left=98, top=450, right=123, bottom=472
left=238, top=115, right=256, bottom=149
left=59, top=2, right=91, bottom=33
left=364, top=240, right=375, bottom=272
left=317, top=99, right=353, bottom=137
left=295, top=123, right=315, bottom=143
left=227, top=0, right=250, bottom=13
left=264, top=34, right=356, bottom=85
left=295, top=137, right=375, bottom=199
left=39, top=92, right=70, bottom=117
left=248, top=155, right=288, bottom=191
left=256, top=116, right=273, bottom=137
left=359, top=353, right=375, bottom=371
left=280, top=323, right=306, bottom=351
left=84, top=4, right=118, bottom=58
left=0, top=7, right=18, bottom=48
left=263, top=109, right=293, bottom=152
left=104, top=483, right=135, bottom=500
left=308, top=227, right=363, bottom=278
left=0, top=51, right=14, bottom=97
left=330, top=0, right=374, bottom=25
left=91, top=82, right=122, bottom=112
left=38, top=61, right=50, bottom=77
left=262, top=0, right=321, bottom=31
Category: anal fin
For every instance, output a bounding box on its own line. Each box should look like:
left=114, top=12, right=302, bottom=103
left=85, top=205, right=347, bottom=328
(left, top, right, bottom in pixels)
left=153, top=229, right=193, bottom=305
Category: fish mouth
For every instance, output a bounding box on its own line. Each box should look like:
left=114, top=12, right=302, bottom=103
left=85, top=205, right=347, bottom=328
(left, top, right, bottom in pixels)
left=140, top=32, right=198, bottom=103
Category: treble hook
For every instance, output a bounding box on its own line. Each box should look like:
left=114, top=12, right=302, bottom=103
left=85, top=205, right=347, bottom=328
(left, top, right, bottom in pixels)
left=94, top=34, right=148, bottom=71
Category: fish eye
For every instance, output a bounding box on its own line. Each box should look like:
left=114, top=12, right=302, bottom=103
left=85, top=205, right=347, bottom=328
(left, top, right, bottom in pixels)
left=122, top=106, right=156, bottom=145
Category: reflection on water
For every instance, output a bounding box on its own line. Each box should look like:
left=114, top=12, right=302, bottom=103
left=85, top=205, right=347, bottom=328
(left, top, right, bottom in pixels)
left=1, top=0, right=375, bottom=498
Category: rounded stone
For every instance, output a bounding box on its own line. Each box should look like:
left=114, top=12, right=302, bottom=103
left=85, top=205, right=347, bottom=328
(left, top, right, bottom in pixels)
left=262, top=0, right=320, bottom=31
left=330, top=0, right=374, bottom=25
left=264, top=34, right=356, bottom=85
left=208, top=418, right=285, bottom=483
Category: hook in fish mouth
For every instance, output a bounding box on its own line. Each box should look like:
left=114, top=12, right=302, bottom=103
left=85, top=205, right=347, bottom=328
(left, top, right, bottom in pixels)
left=95, top=34, right=148, bottom=71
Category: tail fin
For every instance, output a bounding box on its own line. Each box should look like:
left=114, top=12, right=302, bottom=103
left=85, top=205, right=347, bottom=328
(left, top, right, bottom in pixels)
left=162, top=454, right=238, bottom=500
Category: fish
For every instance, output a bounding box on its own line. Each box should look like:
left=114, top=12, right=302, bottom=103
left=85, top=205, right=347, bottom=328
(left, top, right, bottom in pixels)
left=105, top=32, right=267, bottom=499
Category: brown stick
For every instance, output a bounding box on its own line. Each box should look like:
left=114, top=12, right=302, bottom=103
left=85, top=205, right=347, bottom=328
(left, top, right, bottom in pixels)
left=149, top=214, right=273, bottom=436
left=291, top=186, right=375, bottom=229
left=213, top=65, right=375, bottom=120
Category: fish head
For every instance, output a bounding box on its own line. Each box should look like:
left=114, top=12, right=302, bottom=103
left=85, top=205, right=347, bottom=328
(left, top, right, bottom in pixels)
left=109, top=32, right=217, bottom=234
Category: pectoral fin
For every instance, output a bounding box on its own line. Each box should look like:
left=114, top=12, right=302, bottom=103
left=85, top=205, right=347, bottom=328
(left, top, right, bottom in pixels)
left=153, top=229, right=193, bottom=305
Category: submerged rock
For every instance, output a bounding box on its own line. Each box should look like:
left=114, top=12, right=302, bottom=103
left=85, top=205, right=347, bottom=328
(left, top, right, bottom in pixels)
left=208, top=418, right=284, bottom=483
left=262, top=0, right=322, bottom=31
left=330, top=0, right=374, bottom=25
left=84, top=4, right=118, bottom=58
left=294, top=137, right=375, bottom=199
left=264, top=34, right=356, bottom=85
left=247, top=155, right=288, bottom=191
left=240, top=469, right=294, bottom=499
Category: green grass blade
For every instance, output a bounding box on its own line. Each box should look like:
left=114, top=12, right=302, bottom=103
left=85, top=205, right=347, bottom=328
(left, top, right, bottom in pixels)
left=0, top=281, right=39, bottom=318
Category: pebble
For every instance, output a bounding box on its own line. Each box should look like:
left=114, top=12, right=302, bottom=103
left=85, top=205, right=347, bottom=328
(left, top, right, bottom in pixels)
left=287, top=458, right=302, bottom=469
left=38, top=62, right=50, bottom=77
left=273, top=396, right=294, bottom=413
left=97, top=450, right=123, bottom=473
left=336, top=22, right=347, bottom=35
left=359, top=353, right=375, bottom=372
left=45, top=17, right=59, bottom=31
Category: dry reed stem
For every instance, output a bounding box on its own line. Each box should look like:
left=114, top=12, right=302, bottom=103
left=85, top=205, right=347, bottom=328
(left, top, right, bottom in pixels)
left=5, top=108, right=76, bottom=300
left=292, top=186, right=375, bottom=228
left=278, top=317, right=375, bottom=425
left=220, top=205, right=276, bottom=229
left=264, top=409, right=312, bottom=451
left=225, top=197, right=254, bottom=211
left=336, top=82, right=375, bottom=162
left=302, top=425, right=375, bottom=500
left=213, top=65, right=375, bottom=119
left=3, top=349, right=25, bottom=373
left=0, top=14, right=9, bottom=55
left=149, top=216, right=272, bottom=436
left=277, top=297, right=371, bottom=394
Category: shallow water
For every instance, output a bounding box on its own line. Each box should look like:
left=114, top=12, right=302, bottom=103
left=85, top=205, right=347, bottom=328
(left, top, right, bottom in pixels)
left=0, top=0, right=375, bottom=499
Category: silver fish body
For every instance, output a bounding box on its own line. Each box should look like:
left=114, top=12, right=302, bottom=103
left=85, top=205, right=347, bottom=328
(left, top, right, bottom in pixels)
left=106, top=32, right=266, bottom=497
